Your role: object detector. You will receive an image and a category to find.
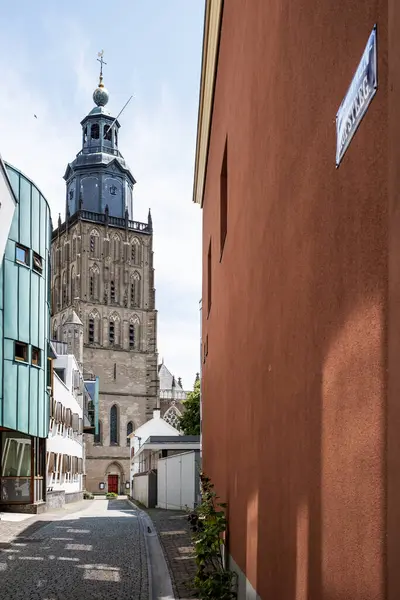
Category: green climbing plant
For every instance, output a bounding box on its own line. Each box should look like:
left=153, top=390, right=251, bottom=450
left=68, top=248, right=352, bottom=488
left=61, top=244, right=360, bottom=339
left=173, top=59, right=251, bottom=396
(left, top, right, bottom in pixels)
left=187, top=472, right=237, bottom=599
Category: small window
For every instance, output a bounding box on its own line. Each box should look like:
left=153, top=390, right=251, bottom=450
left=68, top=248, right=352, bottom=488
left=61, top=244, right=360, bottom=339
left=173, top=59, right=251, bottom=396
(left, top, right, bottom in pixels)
left=90, top=236, right=95, bottom=254
left=109, top=321, right=115, bottom=344
left=90, top=275, right=94, bottom=298
left=91, top=123, right=99, bottom=140
left=16, top=244, right=29, bottom=266
left=88, top=318, right=94, bottom=344
left=129, top=324, right=135, bottom=348
left=104, top=125, right=112, bottom=141
left=15, top=342, right=28, bottom=362
left=110, top=280, right=115, bottom=303
left=33, top=253, right=43, bottom=275
left=32, top=347, right=41, bottom=366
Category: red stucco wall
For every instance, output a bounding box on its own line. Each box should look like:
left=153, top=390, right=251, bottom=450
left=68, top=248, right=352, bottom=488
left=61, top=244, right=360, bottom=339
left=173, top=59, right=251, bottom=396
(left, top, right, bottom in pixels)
left=201, top=1, right=396, bottom=598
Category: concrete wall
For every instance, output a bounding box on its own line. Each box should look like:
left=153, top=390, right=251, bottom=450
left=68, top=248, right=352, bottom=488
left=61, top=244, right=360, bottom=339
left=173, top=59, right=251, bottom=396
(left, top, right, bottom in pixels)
left=157, top=450, right=198, bottom=510
left=200, top=1, right=398, bottom=599
left=132, top=472, right=150, bottom=507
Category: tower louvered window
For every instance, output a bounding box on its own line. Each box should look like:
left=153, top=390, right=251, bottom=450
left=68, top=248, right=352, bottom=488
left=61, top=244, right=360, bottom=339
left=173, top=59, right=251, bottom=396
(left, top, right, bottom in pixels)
left=129, top=324, right=135, bottom=349
left=109, top=321, right=115, bottom=344
left=88, top=318, right=94, bottom=344
left=111, top=280, right=115, bottom=303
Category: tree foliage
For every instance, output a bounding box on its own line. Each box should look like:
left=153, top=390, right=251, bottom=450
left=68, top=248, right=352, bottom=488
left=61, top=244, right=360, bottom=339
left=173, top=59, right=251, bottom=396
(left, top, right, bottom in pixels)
left=178, top=377, right=201, bottom=435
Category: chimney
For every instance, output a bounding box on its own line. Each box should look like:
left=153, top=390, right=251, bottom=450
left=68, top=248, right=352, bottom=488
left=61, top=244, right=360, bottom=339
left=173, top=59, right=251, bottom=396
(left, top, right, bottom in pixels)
left=153, top=408, right=161, bottom=419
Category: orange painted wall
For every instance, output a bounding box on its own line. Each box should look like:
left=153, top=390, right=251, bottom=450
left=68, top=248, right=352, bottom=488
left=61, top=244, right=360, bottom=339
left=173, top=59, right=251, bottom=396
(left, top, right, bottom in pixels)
left=200, top=1, right=398, bottom=598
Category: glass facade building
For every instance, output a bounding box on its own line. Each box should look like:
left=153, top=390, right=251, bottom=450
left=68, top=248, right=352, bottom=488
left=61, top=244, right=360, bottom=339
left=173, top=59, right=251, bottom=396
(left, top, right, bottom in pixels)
left=0, top=163, right=52, bottom=507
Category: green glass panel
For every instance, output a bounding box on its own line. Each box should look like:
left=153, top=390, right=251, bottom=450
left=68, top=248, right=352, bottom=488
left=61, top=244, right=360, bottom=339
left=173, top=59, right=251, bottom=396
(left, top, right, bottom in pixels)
left=39, top=197, right=47, bottom=258
left=5, top=167, right=19, bottom=200
left=17, top=364, right=30, bottom=434
left=3, top=338, right=13, bottom=361
left=30, top=273, right=39, bottom=348
left=4, top=261, right=17, bottom=339
left=37, top=368, right=47, bottom=438
left=0, top=260, right=3, bottom=311
left=3, top=360, right=17, bottom=430
left=31, top=188, right=40, bottom=254
left=8, top=203, right=19, bottom=248
left=38, top=277, right=44, bottom=349
left=5, top=240, right=14, bottom=262
left=19, top=178, right=31, bottom=249
left=18, top=267, right=30, bottom=344
left=29, top=365, right=39, bottom=437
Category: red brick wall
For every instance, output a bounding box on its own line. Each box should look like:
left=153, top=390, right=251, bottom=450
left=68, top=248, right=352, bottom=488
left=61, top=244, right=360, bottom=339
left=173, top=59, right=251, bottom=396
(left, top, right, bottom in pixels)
left=201, top=1, right=395, bottom=598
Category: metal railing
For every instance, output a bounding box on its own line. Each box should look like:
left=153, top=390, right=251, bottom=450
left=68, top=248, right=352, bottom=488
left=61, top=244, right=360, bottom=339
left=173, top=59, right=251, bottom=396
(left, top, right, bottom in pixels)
left=52, top=209, right=151, bottom=238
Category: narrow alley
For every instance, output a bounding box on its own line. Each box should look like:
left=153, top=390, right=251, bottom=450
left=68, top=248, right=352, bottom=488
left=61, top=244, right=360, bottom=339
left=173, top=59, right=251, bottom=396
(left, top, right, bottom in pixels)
left=0, top=499, right=149, bottom=599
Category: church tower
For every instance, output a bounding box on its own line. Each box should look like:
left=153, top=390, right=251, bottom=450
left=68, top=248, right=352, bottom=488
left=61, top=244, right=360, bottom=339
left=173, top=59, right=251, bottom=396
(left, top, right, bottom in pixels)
left=51, top=56, right=158, bottom=494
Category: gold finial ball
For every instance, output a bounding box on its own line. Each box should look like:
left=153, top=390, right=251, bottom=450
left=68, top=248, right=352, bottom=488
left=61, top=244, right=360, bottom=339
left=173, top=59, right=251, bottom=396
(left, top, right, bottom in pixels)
left=93, top=85, right=109, bottom=107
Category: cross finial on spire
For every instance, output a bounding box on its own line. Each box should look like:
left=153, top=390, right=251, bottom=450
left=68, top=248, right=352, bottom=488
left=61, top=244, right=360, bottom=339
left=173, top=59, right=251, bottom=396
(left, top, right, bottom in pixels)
left=97, top=50, right=107, bottom=86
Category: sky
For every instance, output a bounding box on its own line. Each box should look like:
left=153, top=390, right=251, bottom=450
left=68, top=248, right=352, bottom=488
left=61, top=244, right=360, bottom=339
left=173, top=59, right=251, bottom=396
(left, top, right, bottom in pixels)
left=0, top=0, right=205, bottom=390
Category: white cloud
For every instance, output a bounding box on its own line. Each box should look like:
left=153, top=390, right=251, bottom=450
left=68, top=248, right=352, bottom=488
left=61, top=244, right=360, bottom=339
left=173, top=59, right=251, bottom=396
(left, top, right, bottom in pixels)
left=0, top=20, right=201, bottom=389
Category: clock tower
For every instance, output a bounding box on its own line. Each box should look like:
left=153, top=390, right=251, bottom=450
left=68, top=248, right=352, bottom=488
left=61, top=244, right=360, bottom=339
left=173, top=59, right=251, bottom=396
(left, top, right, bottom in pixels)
left=50, top=57, right=158, bottom=494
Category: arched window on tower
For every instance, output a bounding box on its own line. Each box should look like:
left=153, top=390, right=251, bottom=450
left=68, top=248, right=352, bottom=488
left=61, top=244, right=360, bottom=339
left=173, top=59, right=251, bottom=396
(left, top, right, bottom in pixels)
left=109, top=320, right=115, bottom=344
left=115, top=129, right=118, bottom=147
left=94, top=420, right=102, bottom=445
left=71, top=266, right=76, bottom=302
left=131, top=238, right=141, bottom=265
left=110, top=280, right=116, bottom=303
left=104, top=125, right=112, bottom=141
left=89, top=230, right=99, bottom=258
left=130, top=272, right=141, bottom=308
left=127, top=421, right=133, bottom=446
left=62, top=271, right=68, bottom=307
left=112, top=235, right=120, bottom=261
left=88, top=317, right=94, bottom=344
left=72, top=236, right=77, bottom=260
left=129, top=324, right=135, bottom=349
left=110, top=405, right=118, bottom=445
left=53, top=278, right=59, bottom=313
left=89, top=265, right=99, bottom=300
left=91, top=123, right=99, bottom=140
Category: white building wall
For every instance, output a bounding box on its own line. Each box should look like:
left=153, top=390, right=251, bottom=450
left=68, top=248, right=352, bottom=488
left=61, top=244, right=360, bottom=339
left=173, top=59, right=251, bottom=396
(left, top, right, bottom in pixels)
left=157, top=451, right=197, bottom=510
left=133, top=474, right=149, bottom=506
left=47, top=354, right=84, bottom=495
left=129, top=410, right=180, bottom=483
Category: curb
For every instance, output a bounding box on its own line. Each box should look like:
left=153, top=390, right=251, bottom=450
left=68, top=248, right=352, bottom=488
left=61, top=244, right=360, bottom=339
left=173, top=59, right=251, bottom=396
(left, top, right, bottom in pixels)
left=127, top=499, right=175, bottom=600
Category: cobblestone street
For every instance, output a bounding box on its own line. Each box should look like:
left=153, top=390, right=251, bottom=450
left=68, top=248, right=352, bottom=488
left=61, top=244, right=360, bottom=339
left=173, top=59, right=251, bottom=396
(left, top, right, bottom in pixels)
left=0, top=499, right=148, bottom=600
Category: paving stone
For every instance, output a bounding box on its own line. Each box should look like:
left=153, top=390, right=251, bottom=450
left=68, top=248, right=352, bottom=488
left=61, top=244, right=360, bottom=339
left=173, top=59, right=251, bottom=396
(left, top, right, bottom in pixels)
left=146, top=507, right=198, bottom=599
left=0, top=499, right=148, bottom=600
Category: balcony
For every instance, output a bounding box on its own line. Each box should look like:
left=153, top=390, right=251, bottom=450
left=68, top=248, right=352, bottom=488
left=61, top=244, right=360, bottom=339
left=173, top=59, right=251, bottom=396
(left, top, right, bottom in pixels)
left=52, top=209, right=151, bottom=239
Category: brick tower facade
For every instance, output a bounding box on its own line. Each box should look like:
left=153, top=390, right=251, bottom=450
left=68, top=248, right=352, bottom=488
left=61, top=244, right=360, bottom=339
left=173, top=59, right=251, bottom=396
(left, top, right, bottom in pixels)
left=51, top=61, right=158, bottom=494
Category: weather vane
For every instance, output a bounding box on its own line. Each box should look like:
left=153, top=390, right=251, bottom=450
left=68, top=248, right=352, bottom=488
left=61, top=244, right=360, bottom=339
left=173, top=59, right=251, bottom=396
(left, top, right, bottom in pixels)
left=97, top=50, right=107, bottom=81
